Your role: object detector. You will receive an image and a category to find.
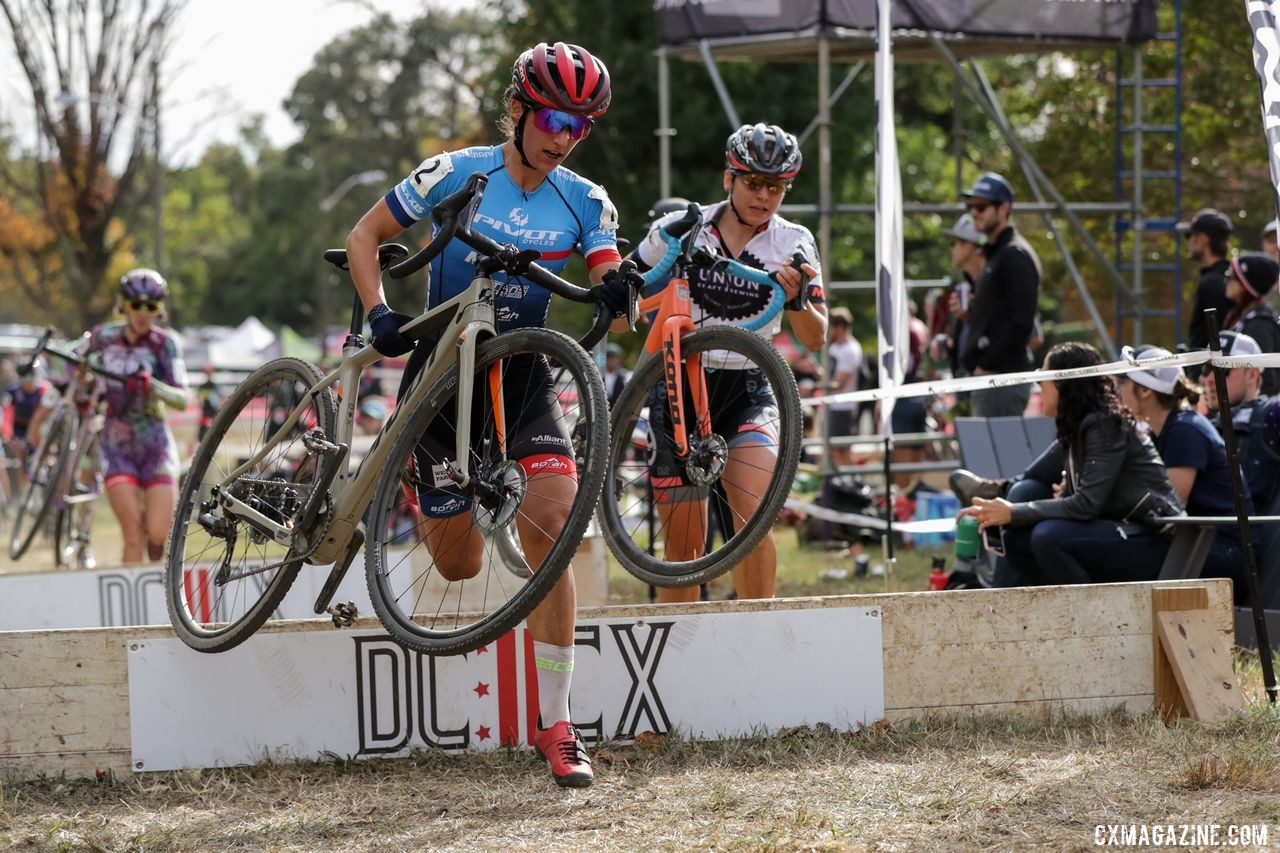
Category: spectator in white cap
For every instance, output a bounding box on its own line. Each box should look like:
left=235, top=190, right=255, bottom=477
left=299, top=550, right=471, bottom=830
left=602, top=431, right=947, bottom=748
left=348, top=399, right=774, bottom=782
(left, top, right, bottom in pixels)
left=1262, top=218, right=1279, bottom=263
left=1203, top=331, right=1280, bottom=513
left=1119, top=345, right=1254, bottom=601
left=1223, top=252, right=1280, bottom=394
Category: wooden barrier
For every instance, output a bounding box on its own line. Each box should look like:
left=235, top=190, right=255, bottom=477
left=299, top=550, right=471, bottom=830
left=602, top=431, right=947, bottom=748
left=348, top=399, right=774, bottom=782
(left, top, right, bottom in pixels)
left=0, top=578, right=1233, bottom=781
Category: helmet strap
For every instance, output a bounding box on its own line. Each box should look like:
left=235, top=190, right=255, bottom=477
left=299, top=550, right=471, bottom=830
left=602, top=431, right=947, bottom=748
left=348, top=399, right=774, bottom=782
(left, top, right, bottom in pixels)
left=727, top=177, right=752, bottom=227
left=512, top=107, right=538, bottom=171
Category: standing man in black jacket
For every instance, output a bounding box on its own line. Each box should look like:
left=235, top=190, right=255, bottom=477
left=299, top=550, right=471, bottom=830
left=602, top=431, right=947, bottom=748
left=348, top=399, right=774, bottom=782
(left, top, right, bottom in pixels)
left=1177, top=207, right=1234, bottom=350
left=958, top=172, right=1040, bottom=417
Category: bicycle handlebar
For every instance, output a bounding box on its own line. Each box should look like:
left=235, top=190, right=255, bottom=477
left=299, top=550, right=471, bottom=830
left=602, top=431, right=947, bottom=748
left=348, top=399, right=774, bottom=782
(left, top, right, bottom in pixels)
left=638, top=204, right=813, bottom=333
left=385, top=172, right=614, bottom=350
left=25, top=326, right=130, bottom=383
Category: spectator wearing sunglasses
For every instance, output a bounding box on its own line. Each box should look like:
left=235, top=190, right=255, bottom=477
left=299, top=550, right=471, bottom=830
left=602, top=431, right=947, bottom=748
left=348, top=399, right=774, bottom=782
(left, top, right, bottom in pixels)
left=957, top=172, right=1041, bottom=417
left=630, top=122, right=829, bottom=605
left=84, top=268, right=189, bottom=565
left=347, top=41, right=627, bottom=790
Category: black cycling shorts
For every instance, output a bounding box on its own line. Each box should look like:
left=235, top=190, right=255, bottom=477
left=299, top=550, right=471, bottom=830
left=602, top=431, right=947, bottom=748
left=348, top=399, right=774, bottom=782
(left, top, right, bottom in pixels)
left=645, top=366, right=779, bottom=502
left=411, top=353, right=577, bottom=518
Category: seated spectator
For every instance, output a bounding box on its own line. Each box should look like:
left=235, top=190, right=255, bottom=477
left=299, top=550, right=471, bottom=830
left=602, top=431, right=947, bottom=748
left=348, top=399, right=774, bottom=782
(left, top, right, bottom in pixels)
left=1119, top=346, right=1254, bottom=601
left=1203, top=331, right=1280, bottom=512
left=1223, top=253, right=1280, bottom=395
left=959, top=342, right=1184, bottom=587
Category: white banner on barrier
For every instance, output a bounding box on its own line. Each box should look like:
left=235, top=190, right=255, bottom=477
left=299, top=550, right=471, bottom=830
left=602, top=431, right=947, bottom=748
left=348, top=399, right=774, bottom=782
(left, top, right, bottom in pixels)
left=126, top=607, right=884, bottom=772
left=0, top=558, right=372, bottom=631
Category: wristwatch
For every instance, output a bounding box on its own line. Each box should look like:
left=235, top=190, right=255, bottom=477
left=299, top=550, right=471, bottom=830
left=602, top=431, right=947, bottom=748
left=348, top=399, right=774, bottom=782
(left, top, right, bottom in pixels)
left=367, top=303, right=391, bottom=324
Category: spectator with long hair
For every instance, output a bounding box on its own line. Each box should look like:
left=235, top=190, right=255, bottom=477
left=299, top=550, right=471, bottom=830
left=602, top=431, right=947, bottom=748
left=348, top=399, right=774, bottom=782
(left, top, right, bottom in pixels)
left=1120, top=346, right=1255, bottom=601
left=960, top=342, right=1184, bottom=586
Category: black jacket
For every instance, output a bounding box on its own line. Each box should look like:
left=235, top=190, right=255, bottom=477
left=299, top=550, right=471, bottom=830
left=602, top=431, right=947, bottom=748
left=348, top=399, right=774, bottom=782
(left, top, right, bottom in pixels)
left=1233, top=303, right=1280, bottom=396
left=960, top=225, right=1040, bottom=375
left=1215, top=395, right=1280, bottom=511
left=1009, top=413, right=1185, bottom=527
left=1187, top=258, right=1232, bottom=350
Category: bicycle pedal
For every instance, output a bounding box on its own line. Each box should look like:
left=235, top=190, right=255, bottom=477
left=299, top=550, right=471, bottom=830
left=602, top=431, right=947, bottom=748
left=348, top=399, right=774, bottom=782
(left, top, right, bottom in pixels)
left=327, top=601, right=358, bottom=627
left=302, top=430, right=342, bottom=455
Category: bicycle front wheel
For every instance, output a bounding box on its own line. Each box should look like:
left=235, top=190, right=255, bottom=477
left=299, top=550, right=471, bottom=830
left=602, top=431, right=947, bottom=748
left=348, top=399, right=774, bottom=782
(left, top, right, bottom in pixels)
left=9, top=412, right=72, bottom=561
left=600, top=326, right=802, bottom=588
left=365, top=328, right=608, bottom=656
left=165, top=358, right=337, bottom=653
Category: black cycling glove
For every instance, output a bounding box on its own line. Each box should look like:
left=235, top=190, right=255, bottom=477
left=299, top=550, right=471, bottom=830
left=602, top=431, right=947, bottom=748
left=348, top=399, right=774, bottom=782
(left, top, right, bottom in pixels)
left=370, top=309, right=416, bottom=357
left=594, top=268, right=642, bottom=318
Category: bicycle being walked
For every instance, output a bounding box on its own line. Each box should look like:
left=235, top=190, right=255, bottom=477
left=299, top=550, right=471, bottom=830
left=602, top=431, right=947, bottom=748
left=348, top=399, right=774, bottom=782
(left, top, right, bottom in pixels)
left=621, top=123, right=827, bottom=603
left=87, top=269, right=189, bottom=565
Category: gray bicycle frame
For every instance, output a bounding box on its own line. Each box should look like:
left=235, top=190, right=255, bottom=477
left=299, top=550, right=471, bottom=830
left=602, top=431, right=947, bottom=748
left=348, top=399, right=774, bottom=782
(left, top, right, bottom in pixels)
left=216, top=272, right=500, bottom=566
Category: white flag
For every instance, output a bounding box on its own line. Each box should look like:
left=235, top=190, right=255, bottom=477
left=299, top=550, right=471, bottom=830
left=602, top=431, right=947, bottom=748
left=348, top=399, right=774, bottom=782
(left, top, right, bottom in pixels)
left=1247, top=1, right=1280, bottom=215
left=875, top=0, right=908, bottom=438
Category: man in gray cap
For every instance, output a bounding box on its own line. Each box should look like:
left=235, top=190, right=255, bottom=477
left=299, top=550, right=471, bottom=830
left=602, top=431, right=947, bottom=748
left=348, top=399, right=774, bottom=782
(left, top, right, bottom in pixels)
left=957, top=172, right=1041, bottom=417
left=1176, top=207, right=1234, bottom=350
left=929, top=213, right=985, bottom=378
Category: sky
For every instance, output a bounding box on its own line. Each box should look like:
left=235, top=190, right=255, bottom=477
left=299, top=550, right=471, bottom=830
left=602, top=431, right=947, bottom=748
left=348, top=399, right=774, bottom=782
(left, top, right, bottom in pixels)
left=1, top=0, right=476, bottom=166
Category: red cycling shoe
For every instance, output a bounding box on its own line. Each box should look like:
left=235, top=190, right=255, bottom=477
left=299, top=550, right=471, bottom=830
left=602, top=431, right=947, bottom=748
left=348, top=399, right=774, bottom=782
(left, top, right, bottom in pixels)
left=534, top=720, right=593, bottom=788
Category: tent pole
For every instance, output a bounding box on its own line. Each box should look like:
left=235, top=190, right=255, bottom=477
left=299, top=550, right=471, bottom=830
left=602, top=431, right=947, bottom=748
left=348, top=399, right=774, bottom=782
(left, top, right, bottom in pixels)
left=657, top=47, right=673, bottom=199
left=698, top=40, right=742, bottom=128
left=818, top=36, right=832, bottom=281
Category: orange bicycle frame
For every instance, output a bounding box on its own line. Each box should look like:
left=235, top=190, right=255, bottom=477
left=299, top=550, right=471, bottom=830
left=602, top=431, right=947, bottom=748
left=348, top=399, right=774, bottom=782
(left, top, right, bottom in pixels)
left=636, top=276, right=712, bottom=458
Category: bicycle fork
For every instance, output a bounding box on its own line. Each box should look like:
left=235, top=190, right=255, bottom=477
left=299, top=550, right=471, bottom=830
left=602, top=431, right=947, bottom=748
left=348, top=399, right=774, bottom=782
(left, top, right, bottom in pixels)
left=662, top=323, right=711, bottom=458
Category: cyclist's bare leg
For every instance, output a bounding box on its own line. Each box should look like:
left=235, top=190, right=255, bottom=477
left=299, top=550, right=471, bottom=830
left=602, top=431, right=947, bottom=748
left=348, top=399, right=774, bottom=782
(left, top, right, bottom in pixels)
left=517, top=471, right=577, bottom=644
left=422, top=514, right=484, bottom=581
left=107, top=481, right=146, bottom=564
left=654, top=494, right=707, bottom=604
left=144, top=482, right=177, bottom=561
left=723, top=443, right=778, bottom=599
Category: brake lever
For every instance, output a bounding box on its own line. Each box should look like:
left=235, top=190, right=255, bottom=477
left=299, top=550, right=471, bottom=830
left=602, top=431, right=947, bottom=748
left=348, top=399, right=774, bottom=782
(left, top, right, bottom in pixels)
left=790, top=252, right=814, bottom=310
left=618, top=258, right=641, bottom=332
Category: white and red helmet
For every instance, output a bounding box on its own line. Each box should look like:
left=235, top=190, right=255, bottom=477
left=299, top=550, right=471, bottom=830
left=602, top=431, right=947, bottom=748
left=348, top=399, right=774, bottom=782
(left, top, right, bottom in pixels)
left=725, top=123, right=803, bottom=180
left=512, top=41, right=612, bottom=118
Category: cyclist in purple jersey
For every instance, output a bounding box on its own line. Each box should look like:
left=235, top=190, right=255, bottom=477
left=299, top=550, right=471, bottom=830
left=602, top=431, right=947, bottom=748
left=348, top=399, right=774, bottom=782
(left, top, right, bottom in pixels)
left=346, top=42, right=637, bottom=789
left=633, top=123, right=828, bottom=603
left=86, top=269, right=189, bottom=565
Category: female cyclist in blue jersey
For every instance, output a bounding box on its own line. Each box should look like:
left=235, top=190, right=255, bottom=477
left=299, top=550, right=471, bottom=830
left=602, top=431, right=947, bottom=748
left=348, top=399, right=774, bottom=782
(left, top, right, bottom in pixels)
left=345, top=41, right=634, bottom=789
left=632, top=123, right=829, bottom=603
left=86, top=269, right=189, bottom=565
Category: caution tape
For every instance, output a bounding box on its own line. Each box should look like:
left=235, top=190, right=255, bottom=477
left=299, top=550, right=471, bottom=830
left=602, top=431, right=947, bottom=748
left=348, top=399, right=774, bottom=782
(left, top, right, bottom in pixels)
left=784, top=498, right=957, bottom=534
left=802, top=346, right=1280, bottom=408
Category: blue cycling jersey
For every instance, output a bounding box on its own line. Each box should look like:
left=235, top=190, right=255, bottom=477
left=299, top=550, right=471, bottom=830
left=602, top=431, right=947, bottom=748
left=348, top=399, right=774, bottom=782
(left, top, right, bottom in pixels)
left=385, top=145, right=620, bottom=331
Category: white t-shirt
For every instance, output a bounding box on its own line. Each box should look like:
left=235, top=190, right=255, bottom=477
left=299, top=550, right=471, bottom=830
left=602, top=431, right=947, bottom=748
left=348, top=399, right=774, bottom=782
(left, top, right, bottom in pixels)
left=827, top=338, right=862, bottom=412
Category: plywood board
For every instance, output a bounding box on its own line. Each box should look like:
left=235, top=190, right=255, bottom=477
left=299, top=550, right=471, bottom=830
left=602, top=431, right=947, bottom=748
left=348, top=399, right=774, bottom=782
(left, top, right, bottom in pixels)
left=1151, top=586, right=1210, bottom=720
left=1157, top=610, right=1246, bottom=721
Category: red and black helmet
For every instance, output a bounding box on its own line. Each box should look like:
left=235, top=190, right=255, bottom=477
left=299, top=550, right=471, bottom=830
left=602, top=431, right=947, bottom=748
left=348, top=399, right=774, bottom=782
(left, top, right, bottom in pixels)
left=725, top=123, right=803, bottom=180
left=512, top=42, right=612, bottom=118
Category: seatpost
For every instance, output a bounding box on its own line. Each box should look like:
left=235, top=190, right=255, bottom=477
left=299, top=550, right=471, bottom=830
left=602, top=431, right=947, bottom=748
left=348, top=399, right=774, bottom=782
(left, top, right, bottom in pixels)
left=1206, top=308, right=1277, bottom=703
left=348, top=294, right=364, bottom=337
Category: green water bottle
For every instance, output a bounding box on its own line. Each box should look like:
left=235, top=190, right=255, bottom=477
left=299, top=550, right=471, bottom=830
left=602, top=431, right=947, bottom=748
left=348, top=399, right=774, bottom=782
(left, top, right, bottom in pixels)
left=955, top=515, right=981, bottom=561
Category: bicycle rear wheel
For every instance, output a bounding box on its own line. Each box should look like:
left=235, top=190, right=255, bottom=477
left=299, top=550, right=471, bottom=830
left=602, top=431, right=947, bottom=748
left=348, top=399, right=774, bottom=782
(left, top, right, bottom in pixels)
left=600, top=326, right=802, bottom=588
left=54, top=427, right=103, bottom=570
left=165, top=358, right=337, bottom=652
left=9, top=412, right=72, bottom=561
left=365, top=328, right=608, bottom=656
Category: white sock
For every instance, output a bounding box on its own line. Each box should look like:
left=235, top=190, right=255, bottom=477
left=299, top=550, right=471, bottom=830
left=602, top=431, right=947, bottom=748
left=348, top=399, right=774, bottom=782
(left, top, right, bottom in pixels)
left=533, top=641, right=573, bottom=727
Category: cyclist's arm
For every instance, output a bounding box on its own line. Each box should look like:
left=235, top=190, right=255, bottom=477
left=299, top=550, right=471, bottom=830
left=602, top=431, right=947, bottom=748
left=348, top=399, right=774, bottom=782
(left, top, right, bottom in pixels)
left=26, top=388, right=56, bottom=445
left=150, top=334, right=190, bottom=411
left=347, top=200, right=406, bottom=316
left=780, top=261, right=827, bottom=351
